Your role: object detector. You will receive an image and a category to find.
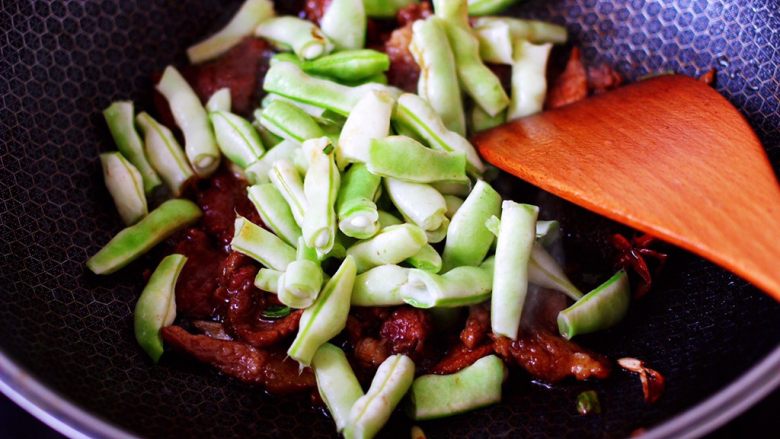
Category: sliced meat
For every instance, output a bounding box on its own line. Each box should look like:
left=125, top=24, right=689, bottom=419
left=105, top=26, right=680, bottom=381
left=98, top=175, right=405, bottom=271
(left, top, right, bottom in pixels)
left=492, top=330, right=611, bottom=383
left=546, top=47, right=588, bottom=109
left=174, top=228, right=225, bottom=319
left=379, top=307, right=432, bottom=358
left=396, top=1, right=432, bottom=27
left=231, top=310, right=303, bottom=348
left=431, top=343, right=494, bottom=375
left=162, top=326, right=315, bottom=393
left=354, top=337, right=390, bottom=369
left=460, top=305, right=490, bottom=349
left=587, top=63, right=624, bottom=94
left=192, top=321, right=233, bottom=340
left=197, top=167, right=261, bottom=247
left=384, top=24, right=420, bottom=92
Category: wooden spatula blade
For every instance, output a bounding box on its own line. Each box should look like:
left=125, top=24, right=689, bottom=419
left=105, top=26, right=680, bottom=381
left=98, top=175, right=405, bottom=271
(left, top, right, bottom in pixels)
left=475, top=75, right=780, bottom=301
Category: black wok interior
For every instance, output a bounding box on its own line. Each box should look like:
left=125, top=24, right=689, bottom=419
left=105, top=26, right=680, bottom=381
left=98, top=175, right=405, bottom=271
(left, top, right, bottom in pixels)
left=1, top=0, right=779, bottom=437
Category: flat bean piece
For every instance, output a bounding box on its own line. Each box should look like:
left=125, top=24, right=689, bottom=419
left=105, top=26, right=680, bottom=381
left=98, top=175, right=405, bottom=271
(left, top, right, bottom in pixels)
left=302, top=138, right=341, bottom=256
left=509, top=40, right=552, bottom=120
left=135, top=112, right=194, bottom=196
left=337, top=163, right=382, bottom=239
left=187, top=0, right=275, bottom=63
left=255, top=268, right=282, bottom=293
left=321, top=0, right=367, bottom=50
left=401, top=257, right=494, bottom=308
left=210, top=110, right=265, bottom=168
left=312, top=344, right=364, bottom=432
left=405, top=244, right=442, bottom=273
left=247, top=183, right=302, bottom=246
left=206, top=88, right=232, bottom=112
left=351, top=265, right=410, bottom=306
left=100, top=152, right=148, bottom=225
left=441, top=180, right=501, bottom=271
left=467, top=0, right=518, bottom=16
left=367, top=136, right=467, bottom=184
left=337, top=90, right=395, bottom=166
left=346, top=224, right=428, bottom=272
left=363, top=0, right=418, bottom=18
left=269, top=159, right=307, bottom=227
left=303, top=50, right=390, bottom=82
left=258, top=100, right=325, bottom=143
left=558, top=270, right=630, bottom=339
left=255, top=16, right=334, bottom=60
left=244, top=139, right=300, bottom=184
left=384, top=178, right=447, bottom=232
left=230, top=216, right=297, bottom=271
left=103, top=101, right=161, bottom=193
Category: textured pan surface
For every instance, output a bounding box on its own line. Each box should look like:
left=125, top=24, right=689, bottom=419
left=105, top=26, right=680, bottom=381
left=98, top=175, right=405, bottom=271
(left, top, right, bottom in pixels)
left=1, top=0, right=779, bottom=437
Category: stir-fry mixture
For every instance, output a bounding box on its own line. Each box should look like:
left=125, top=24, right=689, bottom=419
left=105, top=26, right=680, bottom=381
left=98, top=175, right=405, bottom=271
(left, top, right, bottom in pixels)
left=88, top=0, right=667, bottom=436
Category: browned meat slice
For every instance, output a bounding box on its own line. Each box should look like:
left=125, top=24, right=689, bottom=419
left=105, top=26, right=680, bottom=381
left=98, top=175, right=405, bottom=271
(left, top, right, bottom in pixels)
left=174, top=228, right=225, bottom=319
left=231, top=310, right=303, bottom=348
left=384, top=24, right=420, bottom=92
left=546, top=47, right=588, bottom=109
left=430, top=343, right=494, bottom=375
left=492, top=330, right=611, bottom=382
left=162, top=326, right=315, bottom=393
left=380, top=306, right=433, bottom=357
left=354, top=337, right=390, bottom=369
left=197, top=167, right=262, bottom=247
left=192, top=321, right=233, bottom=340
left=460, top=305, right=490, bottom=349
left=587, top=63, right=624, bottom=94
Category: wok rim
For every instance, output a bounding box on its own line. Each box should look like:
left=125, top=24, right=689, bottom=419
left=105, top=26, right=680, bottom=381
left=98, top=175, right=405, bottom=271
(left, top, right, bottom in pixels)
left=0, top=343, right=778, bottom=439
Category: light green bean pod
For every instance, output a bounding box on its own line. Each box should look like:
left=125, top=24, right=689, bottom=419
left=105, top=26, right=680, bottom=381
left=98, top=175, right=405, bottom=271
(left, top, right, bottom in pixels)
left=100, top=152, right=148, bottom=225
left=247, top=183, right=302, bottom=246
left=443, top=195, right=464, bottom=218
left=288, top=256, right=357, bottom=366
left=393, top=93, right=484, bottom=175
left=156, top=66, right=220, bottom=177
left=346, top=224, right=428, bottom=272
left=442, top=180, right=502, bottom=271
left=367, top=136, right=467, bottom=184
left=509, top=40, right=552, bottom=120
left=337, top=90, right=395, bottom=166
left=431, top=179, right=472, bottom=196
left=337, top=163, right=382, bottom=239
left=435, top=0, right=509, bottom=116
left=377, top=210, right=403, bottom=228
left=363, top=0, right=418, bottom=17
left=406, top=355, right=506, bottom=420
left=558, top=270, right=630, bottom=339
left=472, top=19, right=514, bottom=64
left=312, top=343, right=365, bottom=432
left=187, top=0, right=274, bottom=63
left=473, top=16, right=568, bottom=45
left=409, top=17, right=466, bottom=135
left=344, top=354, right=415, bottom=439
left=321, top=0, right=366, bottom=50
left=491, top=201, right=538, bottom=339
left=535, top=220, right=560, bottom=246
left=102, top=101, right=161, bottom=193
left=401, top=257, right=494, bottom=308
left=231, top=216, right=297, bottom=271
left=384, top=178, right=447, bottom=232
left=87, top=199, right=202, bottom=275
left=303, top=50, right=390, bottom=82
left=467, top=0, right=518, bottom=15
left=261, top=93, right=327, bottom=119
left=269, top=159, right=307, bottom=227
left=134, top=254, right=186, bottom=362
left=255, top=16, right=334, bottom=60
left=424, top=216, right=449, bottom=244
left=210, top=110, right=265, bottom=168
left=244, top=139, right=300, bottom=184
left=255, top=268, right=282, bottom=293
left=258, top=100, right=325, bottom=143
left=302, top=138, right=341, bottom=256
left=470, top=104, right=506, bottom=133
left=405, top=244, right=442, bottom=273
left=351, top=264, right=409, bottom=306
left=206, top=88, right=232, bottom=112
left=529, top=242, right=582, bottom=300
left=279, top=239, right=324, bottom=309
left=135, top=112, right=194, bottom=196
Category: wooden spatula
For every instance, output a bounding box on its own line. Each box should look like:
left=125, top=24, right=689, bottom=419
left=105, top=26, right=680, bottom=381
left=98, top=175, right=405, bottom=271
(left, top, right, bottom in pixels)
left=474, top=74, right=780, bottom=301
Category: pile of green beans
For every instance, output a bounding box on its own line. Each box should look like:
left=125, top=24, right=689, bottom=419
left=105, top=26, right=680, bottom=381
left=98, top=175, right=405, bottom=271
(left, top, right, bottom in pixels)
left=87, top=3, right=633, bottom=438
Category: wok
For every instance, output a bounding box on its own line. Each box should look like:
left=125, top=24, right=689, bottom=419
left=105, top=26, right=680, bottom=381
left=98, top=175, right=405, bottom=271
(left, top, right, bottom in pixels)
left=1, top=0, right=779, bottom=437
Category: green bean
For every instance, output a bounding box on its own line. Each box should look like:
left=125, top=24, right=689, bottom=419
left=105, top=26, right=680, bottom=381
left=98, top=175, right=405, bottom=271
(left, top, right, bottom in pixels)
left=255, top=16, right=334, bottom=60
left=134, top=254, right=186, bottom=362
left=442, top=180, right=501, bottom=271
left=558, top=270, right=630, bottom=339
left=424, top=216, right=450, bottom=244
left=346, top=224, right=428, bottom=272
left=231, top=216, right=297, bottom=270
left=244, top=139, right=299, bottom=184
left=302, top=138, right=341, bottom=256
left=344, top=354, right=415, bottom=439
left=401, top=257, right=494, bottom=308
left=321, top=0, right=366, bottom=50
left=434, top=0, right=509, bottom=116
left=472, top=17, right=568, bottom=45
left=270, top=52, right=303, bottom=66
left=351, top=264, right=409, bottom=306
left=312, top=344, right=365, bottom=432
left=341, top=73, right=388, bottom=87
left=472, top=19, right=513, bottom=64
left=491, top=201, right=538, bottom=339
left=258, top=100, right=326, bottom=144
left=255, top=268, right=282, bottom=293
left=392, top=93, right=484, bottom=175
left=247, top=183, right=302, bottom=246
left=406, top=355, right=506, bottom=420
left=102, top=101, right=161, bottom=193
left=99, top=152, right=148, bottom=225
left=288, top=256, right=357, bottom=366
left=367, top=136, right=467, bottom=184
left=509, top=40, right=552, bottom=120
left=405, top=244, right=442, bottom=273
left=255, top=122, right=285, bottom=149
left=135, top=112, right=194, bottom=196
left=87, top=199, right=202, bottom=274
left=377, top=210, right=403, bottom=228
left=363, top=0, right=418, bottom=18
left=384, top=178, right=447, bottom=232
left=336, top=90, right=395, bottom=166
left=187, top=0, right=274, bottom=63
left=156, top=66, right=220, bottom=177
left=576, top=390, right=602, bottom=415
left=264, top=61, right=402, bottom=116
left=205, top=88, right=231, bottom=112
left=409, top=17, right=466, bottom=135
left=303, top=50, right=390, bottom=82
left=261, top=93, right=326, bottom=119
left=431, top=179, right=472, bottom=196
left=443, top=195, right=464, bottom=218
left=210, top=110, right=265, bottom=168
left=337, top=163, right=381, bottom=239
left=279, top=239, right=324, bottom=308
left=467, top=0, right=518, bottom=15
left=536, top=220, right=560, bottom=246
left=269, top=159, right=307, bottom=227
left=529, top=242, right=582, bottom=300
left=470, top=104, right=506, bottom=133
